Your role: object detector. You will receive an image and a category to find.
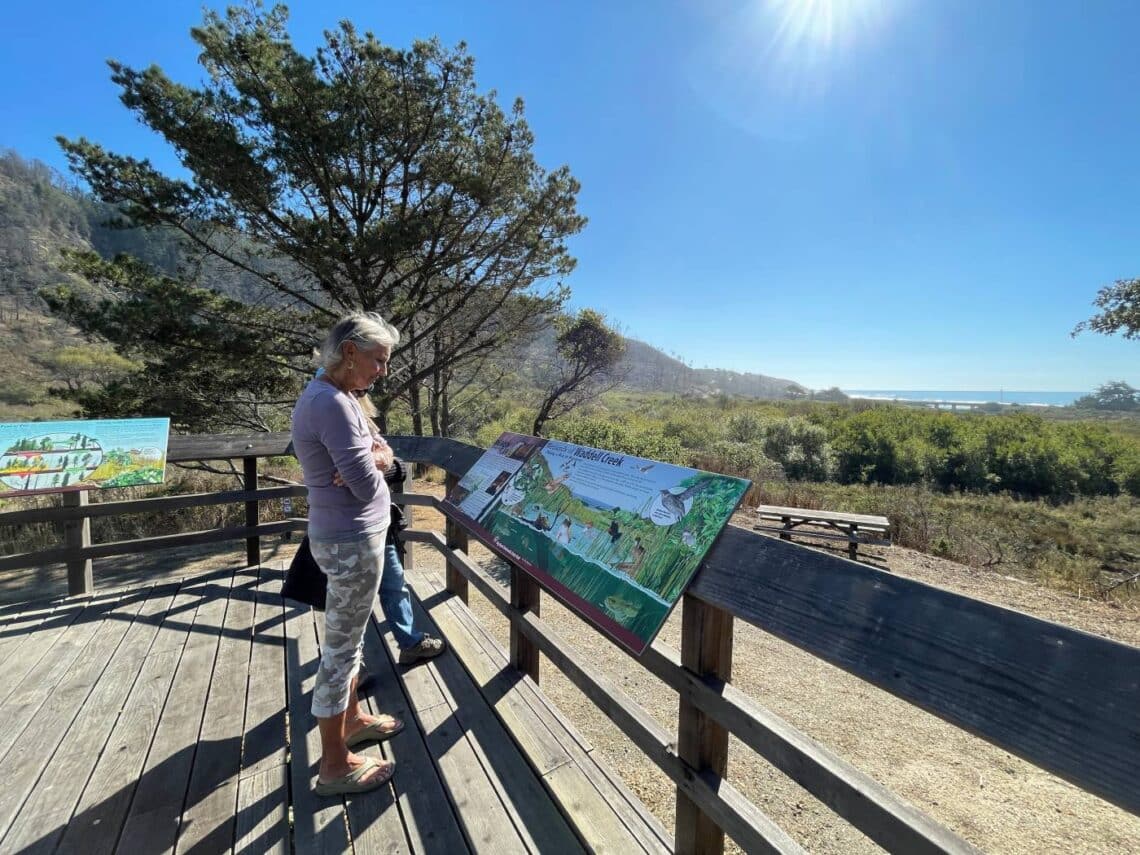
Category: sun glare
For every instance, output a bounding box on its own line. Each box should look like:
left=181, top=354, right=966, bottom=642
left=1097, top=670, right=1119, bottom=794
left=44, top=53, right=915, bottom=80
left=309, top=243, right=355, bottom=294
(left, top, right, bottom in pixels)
left=686, top=0, right=899, bottom=139
left=763, top=0, right=889, bottom=54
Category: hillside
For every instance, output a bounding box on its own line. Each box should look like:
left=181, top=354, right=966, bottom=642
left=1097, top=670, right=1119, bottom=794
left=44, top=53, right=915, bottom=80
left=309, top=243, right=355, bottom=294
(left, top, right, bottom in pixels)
left=0, top=150, right=811, bottom=422
left=619, top=337, right=806, bottom=398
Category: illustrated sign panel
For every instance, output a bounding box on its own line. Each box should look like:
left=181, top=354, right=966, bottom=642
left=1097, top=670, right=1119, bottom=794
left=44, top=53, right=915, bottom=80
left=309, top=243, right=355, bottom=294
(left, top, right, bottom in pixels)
left=0, top=418, right=171, bottom=498
left=443, top=432, right=750, bottom=655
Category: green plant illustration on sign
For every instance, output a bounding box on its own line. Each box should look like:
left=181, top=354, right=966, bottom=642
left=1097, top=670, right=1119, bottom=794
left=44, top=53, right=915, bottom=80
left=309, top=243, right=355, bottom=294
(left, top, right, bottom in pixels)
left=446, top=433, right=749, bottom=655
left=0, top=418, right=170, bottom=497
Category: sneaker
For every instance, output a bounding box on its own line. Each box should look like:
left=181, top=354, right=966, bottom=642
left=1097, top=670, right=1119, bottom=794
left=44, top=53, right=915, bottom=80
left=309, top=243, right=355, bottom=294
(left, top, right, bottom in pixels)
left=398, top=635, right=445, bottom=665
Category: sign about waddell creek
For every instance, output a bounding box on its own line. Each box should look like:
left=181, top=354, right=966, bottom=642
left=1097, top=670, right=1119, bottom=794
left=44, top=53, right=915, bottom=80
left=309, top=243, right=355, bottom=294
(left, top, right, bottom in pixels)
left=442, top=432, right=751, bottom=655
left=0, top=418, right=170, bottom=498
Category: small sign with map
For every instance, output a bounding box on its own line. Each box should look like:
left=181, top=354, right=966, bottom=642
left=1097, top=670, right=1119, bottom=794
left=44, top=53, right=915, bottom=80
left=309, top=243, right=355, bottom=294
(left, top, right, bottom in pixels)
left=0, top=418, right=171, bottom=498
left=442, top=432, right=750, bottom=655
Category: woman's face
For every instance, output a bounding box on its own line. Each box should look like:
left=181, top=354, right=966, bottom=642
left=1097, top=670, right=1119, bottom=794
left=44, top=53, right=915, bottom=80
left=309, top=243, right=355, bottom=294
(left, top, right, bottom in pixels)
left=343, top=341, right=391, bottom=390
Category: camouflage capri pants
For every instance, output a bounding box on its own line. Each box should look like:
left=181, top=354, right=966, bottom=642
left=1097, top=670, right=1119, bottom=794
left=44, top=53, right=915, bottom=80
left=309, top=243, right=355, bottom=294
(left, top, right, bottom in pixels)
left=309, top=525, right=388, bottom=718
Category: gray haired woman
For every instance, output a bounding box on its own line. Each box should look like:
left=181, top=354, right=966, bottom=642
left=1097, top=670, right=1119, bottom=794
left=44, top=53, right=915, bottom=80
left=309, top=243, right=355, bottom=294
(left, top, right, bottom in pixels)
left=291, top=312, right=404, bottom=795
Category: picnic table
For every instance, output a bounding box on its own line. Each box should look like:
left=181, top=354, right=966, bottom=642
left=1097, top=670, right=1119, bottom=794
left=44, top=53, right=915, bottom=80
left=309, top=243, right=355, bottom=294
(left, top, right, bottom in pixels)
left=754, top=504, right=890, bottom=560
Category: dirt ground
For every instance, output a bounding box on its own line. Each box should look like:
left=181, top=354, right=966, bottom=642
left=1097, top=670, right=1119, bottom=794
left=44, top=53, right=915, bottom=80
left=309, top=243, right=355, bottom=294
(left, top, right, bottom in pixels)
left=15, top=481, right=1137, bottom=853
left=404, top=483, right=1140, bottom=855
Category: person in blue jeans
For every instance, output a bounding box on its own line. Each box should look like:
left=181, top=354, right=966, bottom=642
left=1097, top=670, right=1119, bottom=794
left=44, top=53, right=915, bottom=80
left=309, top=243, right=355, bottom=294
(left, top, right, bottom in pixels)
left=375, top=455, right=445, bottom=665
left=348, top=385, right=445, bottom=668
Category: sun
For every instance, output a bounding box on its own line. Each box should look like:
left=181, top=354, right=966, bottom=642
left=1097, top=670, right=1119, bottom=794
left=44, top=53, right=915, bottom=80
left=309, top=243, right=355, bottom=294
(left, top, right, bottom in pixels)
left=763, top=0, right=889, bottom=52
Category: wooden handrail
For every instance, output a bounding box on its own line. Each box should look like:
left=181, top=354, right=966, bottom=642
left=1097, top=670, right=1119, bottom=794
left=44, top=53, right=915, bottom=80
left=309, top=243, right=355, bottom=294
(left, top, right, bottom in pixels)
left=407, top=504, right=980, bottom=854
left=394, top=438, right=1140, bottom=832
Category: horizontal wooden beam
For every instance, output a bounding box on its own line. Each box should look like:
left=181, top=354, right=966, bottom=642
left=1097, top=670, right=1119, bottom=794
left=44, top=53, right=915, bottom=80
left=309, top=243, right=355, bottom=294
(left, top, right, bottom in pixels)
left=167, top=432, right=293, bottom=461
left=514, top=608, right=804, bottom=855
left=0, top=486, right=305, bottom=526
left=0, top=519, right=305, bottom=572
left=401, top=529, right=510, bottom=619
left=638, top=645, right=976, bottom=854
left=690, top=524, right=1140, bottom=817
left=385, top=435, right=483, bottom=478
left=389, top=492, right=438, bottom=508
left=410, top=523, right=972, bottom=853
left=164, top=432, right=480, bottom=471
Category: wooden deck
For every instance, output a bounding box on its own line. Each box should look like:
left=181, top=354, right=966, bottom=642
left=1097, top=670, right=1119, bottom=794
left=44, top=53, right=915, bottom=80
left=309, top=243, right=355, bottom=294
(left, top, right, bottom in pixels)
left=0, top=562, right=669, bottom=854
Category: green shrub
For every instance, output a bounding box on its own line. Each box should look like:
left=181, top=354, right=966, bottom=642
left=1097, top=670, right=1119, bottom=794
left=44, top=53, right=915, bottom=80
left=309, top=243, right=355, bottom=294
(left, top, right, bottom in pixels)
left=547, top=417, right=685, bottom=463
left=694, top=440, right=783, bottom=482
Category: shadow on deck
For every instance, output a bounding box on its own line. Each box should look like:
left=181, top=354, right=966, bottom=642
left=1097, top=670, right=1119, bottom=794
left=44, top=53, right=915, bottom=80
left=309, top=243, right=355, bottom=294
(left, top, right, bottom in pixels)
left=0, top=562, right=668, bottom=854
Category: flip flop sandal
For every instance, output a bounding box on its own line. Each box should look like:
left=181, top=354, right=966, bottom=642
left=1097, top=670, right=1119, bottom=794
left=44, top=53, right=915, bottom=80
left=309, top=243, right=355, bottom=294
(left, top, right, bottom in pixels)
left=345, top=715, right=405, bottom=748
left=314, top=757, right=395, bottom=796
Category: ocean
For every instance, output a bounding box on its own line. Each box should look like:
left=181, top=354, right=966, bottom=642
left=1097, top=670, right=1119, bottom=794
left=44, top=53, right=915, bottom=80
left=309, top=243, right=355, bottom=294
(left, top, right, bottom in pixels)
left=845, top=390, right=1083, bottom=407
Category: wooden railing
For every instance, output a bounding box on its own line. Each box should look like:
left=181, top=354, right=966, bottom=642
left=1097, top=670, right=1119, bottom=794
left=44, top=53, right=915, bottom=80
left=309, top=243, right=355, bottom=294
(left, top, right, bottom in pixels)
left=0, top=434, right=308, bottom=591
left=2, top=433, right=1138, bottom=854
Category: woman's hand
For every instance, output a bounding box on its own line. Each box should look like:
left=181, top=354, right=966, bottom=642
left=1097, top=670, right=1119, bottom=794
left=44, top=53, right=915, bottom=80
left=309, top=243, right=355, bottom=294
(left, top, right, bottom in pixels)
left=331, top=438, right=393, bottom=487
left=371, top=438, right=394, bottom=471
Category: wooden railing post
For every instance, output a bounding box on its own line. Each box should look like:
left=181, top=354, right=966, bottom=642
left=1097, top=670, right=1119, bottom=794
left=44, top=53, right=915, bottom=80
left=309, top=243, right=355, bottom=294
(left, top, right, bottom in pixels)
left=243, top=456, right=259, bottom=566
left=675, top=593, right=733, bottom=855
left=63, top=490, right=93, bottom=596
left=443, top=472, right=469, bottom=603
left=510, top=564, right=541, bottom=684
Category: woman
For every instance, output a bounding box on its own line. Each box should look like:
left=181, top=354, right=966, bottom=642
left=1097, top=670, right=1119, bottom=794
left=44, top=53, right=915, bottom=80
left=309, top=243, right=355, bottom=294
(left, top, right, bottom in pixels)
left=292, top=312, right=404, bottom=796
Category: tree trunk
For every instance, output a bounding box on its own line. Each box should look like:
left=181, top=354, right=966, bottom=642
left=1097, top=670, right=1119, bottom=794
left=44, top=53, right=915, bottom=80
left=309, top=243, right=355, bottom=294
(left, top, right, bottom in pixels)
left=441, top=381, right=452, bottom=438
left=409, top=383, right=424, bottom=436
left=532, top=399, right=553, bottom=437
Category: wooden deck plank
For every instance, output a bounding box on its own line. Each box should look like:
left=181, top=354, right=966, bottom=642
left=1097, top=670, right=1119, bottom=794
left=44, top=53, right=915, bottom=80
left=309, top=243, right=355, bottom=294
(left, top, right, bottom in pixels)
left=0, top=587, right=149, bottom=842
left=387, top=593, right=583, bottom=854
left=0, top=552, right=671, bottom=855
left=115, top=569, right=237, bottom=855
left=239, top=568, right=288, bottom=777
left=417, top=564, right=595, bottom=755
left=409, top=563, right=673, bottom=855
left=0, top=600, right=73, bottom=670
left=233, top=765, right=289, bottom=855
left=429, top=594, right=666, bottom=854
left=416, top=701, right=531, bottom=854
left=311, top=605, right=411, bottom=853
left=357, top=603, right=469, bottom=854
left=283, top=603, right=352, bottom=855
left=0, top=583, right=182, bottom=854
left=419, top=580, right=669, bottom=854
left=234, top=568, right=289, bottom=855
left=174, top=567, right=260, bottom=854
left=54, top=578, right=232, bottom=855
left=412, top=596, right=573, bottom=776
left=363, top=595, right=526, bottom=854
left=0, top=590, right=122, bottom=711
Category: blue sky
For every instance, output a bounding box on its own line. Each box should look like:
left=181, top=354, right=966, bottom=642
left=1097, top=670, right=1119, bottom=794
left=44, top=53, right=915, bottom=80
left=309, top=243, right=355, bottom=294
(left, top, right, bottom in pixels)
left=3, top=0, right=1138, bottom=391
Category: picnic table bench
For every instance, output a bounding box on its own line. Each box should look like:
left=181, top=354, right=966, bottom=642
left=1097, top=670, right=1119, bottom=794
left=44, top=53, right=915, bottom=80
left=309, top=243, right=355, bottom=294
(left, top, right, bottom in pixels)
left=754, top=504, right=891, bottom=559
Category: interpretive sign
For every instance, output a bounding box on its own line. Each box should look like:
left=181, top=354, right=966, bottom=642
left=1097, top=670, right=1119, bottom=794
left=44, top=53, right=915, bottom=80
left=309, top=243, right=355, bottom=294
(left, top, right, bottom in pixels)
left=443, top=432, right=750, bottom=655
left=0, top=418, right=170, bottom=498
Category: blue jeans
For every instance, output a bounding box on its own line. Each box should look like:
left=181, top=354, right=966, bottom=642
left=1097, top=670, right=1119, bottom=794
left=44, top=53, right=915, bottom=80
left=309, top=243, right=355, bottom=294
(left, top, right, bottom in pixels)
left=379, top=544, right=423, bottom=650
